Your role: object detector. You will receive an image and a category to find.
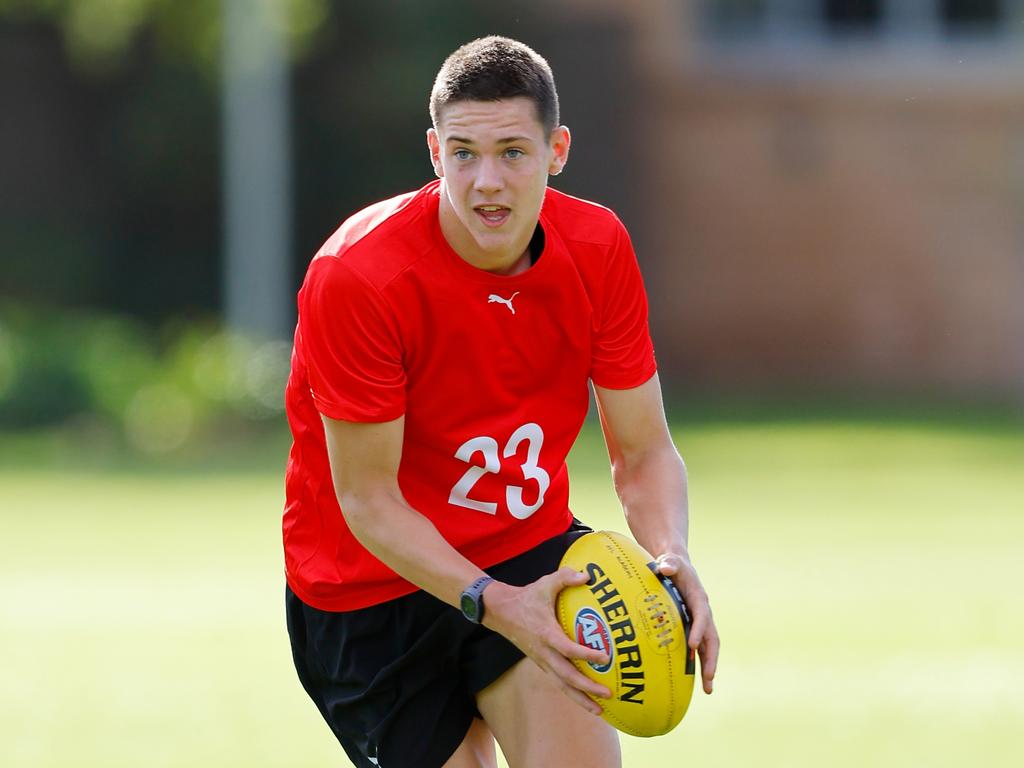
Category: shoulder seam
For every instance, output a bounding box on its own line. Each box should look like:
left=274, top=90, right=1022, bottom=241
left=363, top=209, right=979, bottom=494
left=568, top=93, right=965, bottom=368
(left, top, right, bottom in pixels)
left=331, top=193, right=436, bottom=292
left=320, top=187, right=425, bottom=259
left=379, top=247, right=434, bottom=293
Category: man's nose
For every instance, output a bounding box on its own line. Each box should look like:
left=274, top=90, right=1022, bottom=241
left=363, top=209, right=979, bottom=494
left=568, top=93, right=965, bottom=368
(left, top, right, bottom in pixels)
left=473, top=157, right=504, bottom=194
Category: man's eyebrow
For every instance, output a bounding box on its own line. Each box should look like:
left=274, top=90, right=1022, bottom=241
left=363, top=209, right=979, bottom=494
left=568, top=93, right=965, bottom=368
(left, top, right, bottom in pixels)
left=445, top=136, right=533, bottom=145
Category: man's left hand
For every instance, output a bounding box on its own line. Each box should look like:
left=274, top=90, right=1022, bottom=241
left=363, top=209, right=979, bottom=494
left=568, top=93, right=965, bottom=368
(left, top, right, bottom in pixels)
left=655, top=553, right=719, bottom=695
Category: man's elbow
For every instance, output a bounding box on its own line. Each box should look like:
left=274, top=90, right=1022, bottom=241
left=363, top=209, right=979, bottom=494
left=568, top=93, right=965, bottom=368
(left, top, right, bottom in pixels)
left=337, top=486, right=394, bottom=537
left=612, top=441, right=685, bottom=481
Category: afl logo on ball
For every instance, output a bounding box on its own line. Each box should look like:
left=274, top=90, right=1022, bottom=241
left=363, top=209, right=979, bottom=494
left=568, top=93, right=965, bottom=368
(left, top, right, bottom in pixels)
left=575, top=607, right=614, bottom=673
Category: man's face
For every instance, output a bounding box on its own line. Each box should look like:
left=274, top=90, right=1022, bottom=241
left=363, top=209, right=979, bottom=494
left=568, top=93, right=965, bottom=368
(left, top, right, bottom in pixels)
left=427, top=97, right=569, bottom=272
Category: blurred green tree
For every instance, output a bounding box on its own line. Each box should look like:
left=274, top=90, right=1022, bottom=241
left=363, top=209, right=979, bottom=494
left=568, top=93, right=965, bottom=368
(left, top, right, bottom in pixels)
left=0, top=1, right=545, bottom=325
left=0, top=0, right=327, bottom=74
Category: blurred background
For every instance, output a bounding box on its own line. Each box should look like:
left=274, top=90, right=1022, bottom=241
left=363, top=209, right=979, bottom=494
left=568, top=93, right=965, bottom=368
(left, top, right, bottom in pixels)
left=2, top=1, right=1022, bottom=766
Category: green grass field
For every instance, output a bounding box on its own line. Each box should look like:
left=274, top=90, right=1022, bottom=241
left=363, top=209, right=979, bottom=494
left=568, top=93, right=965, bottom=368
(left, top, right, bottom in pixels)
left=2, top=414, right=1022, bottom=767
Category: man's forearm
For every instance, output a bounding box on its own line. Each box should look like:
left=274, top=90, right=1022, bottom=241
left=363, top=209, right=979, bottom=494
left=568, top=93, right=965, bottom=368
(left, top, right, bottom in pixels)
left=340, top=487, right=486, bottom=609
left=612, top=442, right=691, bottom=561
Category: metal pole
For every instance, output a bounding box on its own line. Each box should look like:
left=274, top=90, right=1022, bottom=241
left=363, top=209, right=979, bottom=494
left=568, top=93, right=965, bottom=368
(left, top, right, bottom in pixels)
left=221, top=0, right=292, bottom=339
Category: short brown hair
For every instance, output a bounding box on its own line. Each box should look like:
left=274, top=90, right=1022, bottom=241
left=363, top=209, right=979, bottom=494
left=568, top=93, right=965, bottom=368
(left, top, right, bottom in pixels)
left=429, top=36, right=559, bottom=133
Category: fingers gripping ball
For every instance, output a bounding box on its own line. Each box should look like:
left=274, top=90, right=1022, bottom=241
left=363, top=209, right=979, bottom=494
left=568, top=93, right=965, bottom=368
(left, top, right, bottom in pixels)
left=556, top=531, right=696, bottom=737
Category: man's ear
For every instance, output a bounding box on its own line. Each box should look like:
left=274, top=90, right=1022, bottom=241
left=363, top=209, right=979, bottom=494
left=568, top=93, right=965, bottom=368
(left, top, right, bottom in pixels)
left=548, top=125, right=571, bottom=176
left=426, top=128, right=443, bottom=178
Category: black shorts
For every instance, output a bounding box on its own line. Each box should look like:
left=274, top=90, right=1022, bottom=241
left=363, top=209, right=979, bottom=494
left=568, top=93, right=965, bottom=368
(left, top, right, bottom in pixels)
left=286, top=519, right=592, bottom=768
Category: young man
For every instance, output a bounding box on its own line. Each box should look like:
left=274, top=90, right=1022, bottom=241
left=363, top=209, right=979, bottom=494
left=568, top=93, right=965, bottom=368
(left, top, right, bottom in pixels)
left=283, top=36, right=718, bottom=768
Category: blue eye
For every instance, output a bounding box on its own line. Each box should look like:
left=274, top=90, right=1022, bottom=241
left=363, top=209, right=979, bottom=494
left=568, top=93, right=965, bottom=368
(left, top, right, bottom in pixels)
left=505, top=148, right=524, bottom=159
left=454, top=149, right=473, bottom=161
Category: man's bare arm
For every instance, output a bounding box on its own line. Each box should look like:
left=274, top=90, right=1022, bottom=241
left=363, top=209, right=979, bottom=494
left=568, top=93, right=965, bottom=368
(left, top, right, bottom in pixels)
left=321, top=413, right=611, bottom=712
left=593, top=374, right=720, bottom=694
left=322, top=414, right=483, bottom=606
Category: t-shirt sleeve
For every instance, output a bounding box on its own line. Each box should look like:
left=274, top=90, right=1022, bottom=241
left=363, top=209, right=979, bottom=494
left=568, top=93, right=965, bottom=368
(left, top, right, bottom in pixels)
left=299, top=258, right=406, bottom=422
left=590, top=218, right=658, bottom=389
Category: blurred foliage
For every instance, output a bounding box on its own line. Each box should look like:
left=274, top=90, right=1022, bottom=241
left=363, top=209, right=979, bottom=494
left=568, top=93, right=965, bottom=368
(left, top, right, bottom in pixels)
left=0, top=0, right=328, bottom=75
left=0, top=0, right=545, bottom=324
left=0, top=305, right=290, bottom=454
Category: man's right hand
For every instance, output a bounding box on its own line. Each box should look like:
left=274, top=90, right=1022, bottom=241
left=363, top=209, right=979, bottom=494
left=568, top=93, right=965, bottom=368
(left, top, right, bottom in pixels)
left=481, top=567, right=612, bottom=715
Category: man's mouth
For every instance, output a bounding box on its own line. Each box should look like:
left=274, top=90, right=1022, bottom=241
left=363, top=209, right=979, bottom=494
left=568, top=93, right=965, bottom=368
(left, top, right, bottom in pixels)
left=474, top=205, right=511, bottom=227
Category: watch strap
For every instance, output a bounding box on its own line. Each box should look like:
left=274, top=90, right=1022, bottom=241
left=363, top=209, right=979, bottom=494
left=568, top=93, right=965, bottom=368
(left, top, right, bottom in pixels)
left=460, top=575, right=494, bottom=624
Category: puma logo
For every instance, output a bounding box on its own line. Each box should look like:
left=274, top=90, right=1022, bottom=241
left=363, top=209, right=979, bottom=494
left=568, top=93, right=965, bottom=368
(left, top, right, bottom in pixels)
left=487, top=291, right=520, bottom=315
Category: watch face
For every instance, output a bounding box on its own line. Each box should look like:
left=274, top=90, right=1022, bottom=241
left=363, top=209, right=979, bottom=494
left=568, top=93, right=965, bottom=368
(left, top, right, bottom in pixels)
left=461, top=593, right=479, bottom=621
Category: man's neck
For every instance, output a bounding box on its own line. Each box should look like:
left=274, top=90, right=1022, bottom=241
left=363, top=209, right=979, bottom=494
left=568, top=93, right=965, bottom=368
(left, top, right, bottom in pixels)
left=438, top=196, right=534, bottom=275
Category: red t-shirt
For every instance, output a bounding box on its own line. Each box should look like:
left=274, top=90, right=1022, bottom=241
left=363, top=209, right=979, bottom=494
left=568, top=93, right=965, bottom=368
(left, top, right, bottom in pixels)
left=283, top=180, right=656, bottom=611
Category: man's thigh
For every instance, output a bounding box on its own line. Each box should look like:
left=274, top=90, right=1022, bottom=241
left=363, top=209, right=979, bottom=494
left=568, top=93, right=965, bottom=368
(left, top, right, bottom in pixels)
left=442, top=718, right=497, bottom=768
left=476, top=658, right=621, bottom=768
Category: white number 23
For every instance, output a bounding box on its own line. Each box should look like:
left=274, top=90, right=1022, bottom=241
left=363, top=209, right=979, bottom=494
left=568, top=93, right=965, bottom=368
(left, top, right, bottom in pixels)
left=447, top=423, right=550, bottom=519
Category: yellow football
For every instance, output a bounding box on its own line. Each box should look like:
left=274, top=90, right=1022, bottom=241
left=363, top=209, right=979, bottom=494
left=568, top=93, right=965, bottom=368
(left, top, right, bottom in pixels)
left=556, top=530, right=695, bottom=737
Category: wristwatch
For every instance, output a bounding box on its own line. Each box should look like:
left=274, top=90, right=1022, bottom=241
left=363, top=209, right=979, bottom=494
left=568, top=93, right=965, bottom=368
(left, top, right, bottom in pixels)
left=459, top=576, right=494, bottom=624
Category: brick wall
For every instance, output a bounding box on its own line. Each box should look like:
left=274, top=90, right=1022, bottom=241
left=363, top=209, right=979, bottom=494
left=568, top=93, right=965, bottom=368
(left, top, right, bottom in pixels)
left=640, top=74, right=1024, bottom=399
